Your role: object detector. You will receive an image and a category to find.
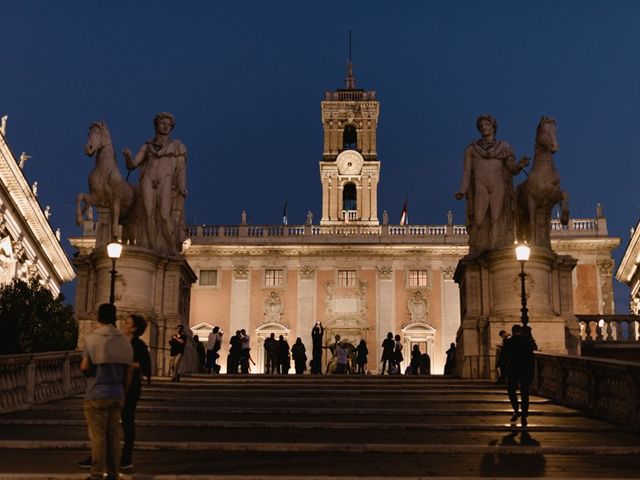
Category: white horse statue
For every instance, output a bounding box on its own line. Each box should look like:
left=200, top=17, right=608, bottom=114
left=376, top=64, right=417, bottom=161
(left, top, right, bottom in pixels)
left=515, top=116, right=569, bottom=249
left=76, top=121, right=138, bottom=242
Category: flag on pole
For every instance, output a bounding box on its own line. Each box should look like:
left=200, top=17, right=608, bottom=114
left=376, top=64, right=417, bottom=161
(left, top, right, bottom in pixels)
left=399, top=199, right=408, bottom=226
left=282, top=200, right=288, bottom=225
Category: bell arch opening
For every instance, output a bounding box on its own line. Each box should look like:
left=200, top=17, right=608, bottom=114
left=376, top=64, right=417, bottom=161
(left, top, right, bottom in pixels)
left=343, top=125, right=357, bottom=150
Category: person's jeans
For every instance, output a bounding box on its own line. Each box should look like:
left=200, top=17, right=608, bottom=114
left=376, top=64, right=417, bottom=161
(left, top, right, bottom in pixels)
left=507, top=376, right=531, bottom=415
left=84, top=398, right=123, bottom=478
left=169, top=353, right=183, bottom=379
left=121, top=383, right=140, bottom=465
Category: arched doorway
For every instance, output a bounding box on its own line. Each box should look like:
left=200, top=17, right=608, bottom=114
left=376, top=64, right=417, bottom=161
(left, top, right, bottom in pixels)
left=343, top=124, right=357, bottom=150
left=401, top=322, right=436, bottom=374
left=255, top=322, right=290, bottom=374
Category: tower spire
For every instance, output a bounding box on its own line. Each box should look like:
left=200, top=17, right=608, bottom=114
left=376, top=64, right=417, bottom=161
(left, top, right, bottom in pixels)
left=345, top=30, right=356, bottom=90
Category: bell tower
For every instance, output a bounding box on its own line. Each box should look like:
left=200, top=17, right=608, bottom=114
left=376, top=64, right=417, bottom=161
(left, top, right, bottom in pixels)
left=319, top=59, right=380, bottom=226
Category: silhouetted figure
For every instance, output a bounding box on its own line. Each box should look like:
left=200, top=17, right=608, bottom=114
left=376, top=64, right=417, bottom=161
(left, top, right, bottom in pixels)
left=444, top=342, right=456, bottom=375
left=502, top=324, right=537, bottom=427
left=410, top=344, right=421, bottom=375
left=193, top=335, right=205, bottom=373
left=264, top=333, right=277, bottom=374
left=355, top=339, right=368, bottom=374
left=419, top=352, right=431, bottom=375
left=227, top=330, right=242, bottom=374
left=381, top=332, right=395, bottom=375
left=291, top=337, right=307, bottom=374
left=392, top=334, right=403, bottom=375
left=311, top=322, right=324, bottom=374
left=206, top=326, right=222, bottom=374
left=168, top=325, right=187, bottom=382
left=333, top=335, right=348, bottom=374
left=276, top=335, right=290, bottom=374
left=239, top=329, right=250, bottom=374
left=495, top=330, right=511, bottom=383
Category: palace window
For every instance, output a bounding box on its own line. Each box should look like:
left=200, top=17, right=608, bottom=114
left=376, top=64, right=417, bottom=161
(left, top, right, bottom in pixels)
left=199, top=270, right=218, bottom=286
left=265, top=269, right=284, bottom=287
left=338, top=270, right=357, bottom=287
left=408, top=270, right=429, bottom=287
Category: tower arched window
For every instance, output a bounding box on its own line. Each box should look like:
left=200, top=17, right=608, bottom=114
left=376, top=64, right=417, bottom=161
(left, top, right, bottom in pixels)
left=343, top=125, right=357, bottom=150
left=343, top=183, right=357, bottom=211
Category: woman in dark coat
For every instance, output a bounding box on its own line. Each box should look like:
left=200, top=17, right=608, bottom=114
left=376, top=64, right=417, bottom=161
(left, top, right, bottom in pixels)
left=355, top=339, right=368, bottom=374
left=291, top=337, right=307, bottom=374
left=311, top=322, right=324, bottom=374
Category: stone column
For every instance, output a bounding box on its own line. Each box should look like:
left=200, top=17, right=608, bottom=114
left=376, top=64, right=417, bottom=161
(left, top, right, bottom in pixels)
left=370, top=178, right=379, bottom=221
left=298, top=266, right=317, bottom=353
left=356, top=184, right=363, bottom=220
left=362, top=176, right=371, bottom=221
left=597, top=259, right=615, bottom=315
left=337, top=185, right=343, bottom=221
left=230, top=265, right=250, bottom=348
left=376, top=266, right=395, bottom=367
left=440, top=265, right=460, bottom=373
left=321, top=178, right=329, bottom=222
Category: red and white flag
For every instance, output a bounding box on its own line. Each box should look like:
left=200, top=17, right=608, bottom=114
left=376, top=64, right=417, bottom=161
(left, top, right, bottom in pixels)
left=399, top=199, right=408, bottom=226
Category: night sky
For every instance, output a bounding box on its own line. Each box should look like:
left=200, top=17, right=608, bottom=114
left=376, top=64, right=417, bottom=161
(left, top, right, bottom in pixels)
left=1, top=1, right=638, bottom=311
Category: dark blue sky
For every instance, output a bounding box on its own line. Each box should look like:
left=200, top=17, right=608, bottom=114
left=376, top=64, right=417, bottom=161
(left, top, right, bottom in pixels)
left=1, top=1, right=639, bottom=311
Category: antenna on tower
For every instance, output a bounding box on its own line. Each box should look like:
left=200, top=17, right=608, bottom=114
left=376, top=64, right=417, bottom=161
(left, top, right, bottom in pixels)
left=349, top=30, right=352, bottom=62
left=345, top=30, right=356, bottom=89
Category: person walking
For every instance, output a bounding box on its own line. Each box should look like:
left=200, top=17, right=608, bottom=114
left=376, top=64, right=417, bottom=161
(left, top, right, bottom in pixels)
left=168, top=325, right=187, bottom=382
left=495, top=329, right=511, bottom=384
left=502, top=324, right=538, bottom=427
left=355, top=339, right=368, bottom=374
left=380, top=332, right=395, bottom=375
left=80, top=304, right=133, bottom=480
left=291, top=337, right=307, bottom=375
left=264, top=333, right=278, bottom=374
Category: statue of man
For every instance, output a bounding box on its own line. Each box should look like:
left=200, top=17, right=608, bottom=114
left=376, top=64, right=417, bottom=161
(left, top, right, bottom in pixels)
left=123, top=113, right=187, bottom=255
left=455, top=115, right=528, bottom=254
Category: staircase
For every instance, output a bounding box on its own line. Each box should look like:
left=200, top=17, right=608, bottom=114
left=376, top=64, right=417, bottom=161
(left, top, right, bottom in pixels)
left=1, top=375, right=640, bottom=479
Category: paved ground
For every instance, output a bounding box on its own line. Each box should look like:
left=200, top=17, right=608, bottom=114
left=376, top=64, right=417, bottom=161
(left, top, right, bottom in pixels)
left=1, top=375, right=639, bottom=479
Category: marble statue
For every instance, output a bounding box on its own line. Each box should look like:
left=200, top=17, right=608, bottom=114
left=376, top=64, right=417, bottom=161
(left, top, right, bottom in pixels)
left=447, top=209, right=453, bottom=226
left=31, top=182, right=38, bottom=196
left=19, top=152, right=31, bottom=169
left=515, top=117, right=569, bottom=249
left=241, top=209, right=247, bottom=225
left=76, top=121, right=137, bottom=244
left=306, top=210, right=313, bottom=226
left=0, top=115, right=7, bottom=135
left=382, top=210, right=389, bottom=226
left=123, top=112, right=187, bottom=255
left=455, top=115, right=528, bottom=254
left=44, top=206, right=50, bottom=219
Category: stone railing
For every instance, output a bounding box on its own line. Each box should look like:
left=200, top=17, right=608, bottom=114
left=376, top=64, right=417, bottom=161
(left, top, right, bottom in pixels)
left=577, top=315, right=640, bottom=342
left=533, top=353, right=640, bottom=431
left=0, top=351, right=85, bottom=413
left=187, top=217, right=602, bottom=243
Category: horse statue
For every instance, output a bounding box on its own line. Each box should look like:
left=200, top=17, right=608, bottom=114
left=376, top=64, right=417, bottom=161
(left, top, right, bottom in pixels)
left=76, top=121, right=138, bottom=243
left=515, top=117, right=569, bottom=249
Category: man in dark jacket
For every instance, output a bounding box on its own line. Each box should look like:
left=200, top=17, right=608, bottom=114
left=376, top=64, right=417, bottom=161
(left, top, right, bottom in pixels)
left=502, top=324, right=537, bottom=427
left=380, top=332, right=395, bottom=375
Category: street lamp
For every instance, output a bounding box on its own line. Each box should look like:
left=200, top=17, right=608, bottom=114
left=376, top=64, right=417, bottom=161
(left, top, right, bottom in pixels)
left=107, top=240, right=123, bottom=305
left=515, top=242, right=531, bottom=327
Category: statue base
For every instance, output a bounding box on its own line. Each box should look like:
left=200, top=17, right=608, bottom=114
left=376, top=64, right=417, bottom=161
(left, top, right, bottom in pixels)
left=453, top=246, right=580, bottom=379
left=72, top=244, right=197, bottom=376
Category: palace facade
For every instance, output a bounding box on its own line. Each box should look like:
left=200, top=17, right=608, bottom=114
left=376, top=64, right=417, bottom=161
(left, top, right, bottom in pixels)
left=183, top=65, right=619, bottom=374
left=0, top=119, right=75, bottom=295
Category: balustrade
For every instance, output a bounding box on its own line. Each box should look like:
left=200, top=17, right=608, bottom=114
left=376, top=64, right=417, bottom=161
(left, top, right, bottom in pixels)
left=578, top=316, right=640, bottom=342
left=0, top=351, right=84, bottom=413
left=533, top=353, right=640, bottom=431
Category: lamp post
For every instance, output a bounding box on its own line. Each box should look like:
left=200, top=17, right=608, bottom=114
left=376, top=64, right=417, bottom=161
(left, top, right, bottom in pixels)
left=106, top=240, right=123, bottom=305
left=515, top=242, right=531, bottom=327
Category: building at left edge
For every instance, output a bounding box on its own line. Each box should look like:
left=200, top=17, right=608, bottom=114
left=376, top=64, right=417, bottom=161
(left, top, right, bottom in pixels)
left=0, top=119, right=75, bottom=295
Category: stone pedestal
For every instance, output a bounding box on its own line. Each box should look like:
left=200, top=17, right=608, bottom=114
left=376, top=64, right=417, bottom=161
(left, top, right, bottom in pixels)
left=73, top=244, right=197, bottom=376
left=453, top=246, right=580, bottom=379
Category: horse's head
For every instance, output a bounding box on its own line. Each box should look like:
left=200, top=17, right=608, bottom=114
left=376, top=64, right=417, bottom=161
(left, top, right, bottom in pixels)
left=84, top=121, right=111, bottom=157
left=536, top=116, right=558, bottom=153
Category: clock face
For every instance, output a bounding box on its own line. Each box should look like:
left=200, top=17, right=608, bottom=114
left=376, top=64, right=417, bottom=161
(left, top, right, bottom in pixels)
left=336, top=150, right=364, bottom=175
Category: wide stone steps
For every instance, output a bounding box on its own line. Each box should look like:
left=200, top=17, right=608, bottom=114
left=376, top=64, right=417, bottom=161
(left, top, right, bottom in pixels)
left=1, top=375, right=640, bottom=479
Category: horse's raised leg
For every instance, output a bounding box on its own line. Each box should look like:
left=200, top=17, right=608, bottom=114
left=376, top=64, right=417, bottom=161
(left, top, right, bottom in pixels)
left=560, top=191, right=569, bottom=225
left=111, top=198, right=121, bottom=241
left=76, top=192, right=95, bottom=226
